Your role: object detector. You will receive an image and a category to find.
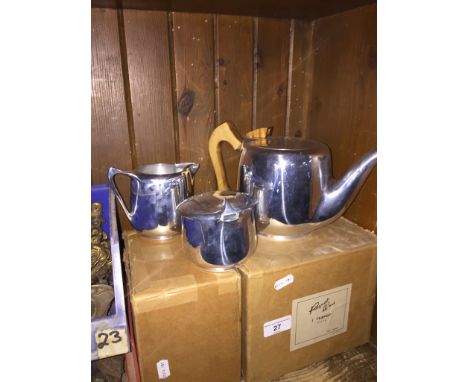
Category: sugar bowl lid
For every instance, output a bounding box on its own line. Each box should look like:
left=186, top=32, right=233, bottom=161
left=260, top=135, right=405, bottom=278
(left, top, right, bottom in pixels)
left=176, top=191, right=256, bottom=221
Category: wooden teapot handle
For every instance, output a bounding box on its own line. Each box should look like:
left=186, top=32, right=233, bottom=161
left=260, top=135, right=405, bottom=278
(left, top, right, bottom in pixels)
left=208, top=122, right=273, bottom=191
left=245, top=126, right=273, bottom=139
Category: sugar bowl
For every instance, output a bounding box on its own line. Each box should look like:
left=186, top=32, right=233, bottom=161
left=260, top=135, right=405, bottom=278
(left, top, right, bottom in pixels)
left=176, top=191, right=257, bottom=271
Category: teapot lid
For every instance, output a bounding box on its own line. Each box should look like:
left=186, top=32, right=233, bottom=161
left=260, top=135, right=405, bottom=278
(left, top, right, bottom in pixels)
left=176, top=191, right=256, bottom=221
left=245, top=137, right=329, bottom=154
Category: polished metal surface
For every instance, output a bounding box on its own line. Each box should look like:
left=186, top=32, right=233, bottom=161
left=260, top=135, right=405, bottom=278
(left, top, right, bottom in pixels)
left=177, top=191, right=257, bottom=271
left=108, top=162, right=199, bottom=239
left=238, top=137, right=377, bottom=239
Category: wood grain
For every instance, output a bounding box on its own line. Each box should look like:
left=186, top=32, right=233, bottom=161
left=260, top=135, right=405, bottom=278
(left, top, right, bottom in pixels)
left=91, top=5, right=377, bottom=232
left=91, top=8, right=133, bottom=229
left=254, top=17, right=290, bottom=136
left=92, top=0, right=377, bottom=21
left=92, top=8, right=132, bottom=183
left=273, top=344, right=376, bottom=382
left=215, top=15, right=254, bottom=190
left=208, top=121, right=243, bottom=191
left=307, top=4, right=377, bottom=231
left=123, top=9, right=177, bottom=165
left=287, top=19, right=315, bottom=138
left=172, top=12, right=216, bottom=193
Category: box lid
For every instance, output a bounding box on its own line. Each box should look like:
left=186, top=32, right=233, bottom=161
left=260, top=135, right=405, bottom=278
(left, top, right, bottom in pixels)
left=239, top=218, right=376, bottom=277
left=123, top=231, right=239, bottom=314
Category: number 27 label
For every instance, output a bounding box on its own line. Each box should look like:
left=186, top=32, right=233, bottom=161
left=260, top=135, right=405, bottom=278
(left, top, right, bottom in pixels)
left=263, top=315, right=292, bottom=337
left=95, top=328, right=128, bottom=358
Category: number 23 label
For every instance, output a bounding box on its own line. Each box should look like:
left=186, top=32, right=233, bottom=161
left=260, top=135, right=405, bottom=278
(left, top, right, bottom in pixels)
left=95, top=328, right=128, bottom=358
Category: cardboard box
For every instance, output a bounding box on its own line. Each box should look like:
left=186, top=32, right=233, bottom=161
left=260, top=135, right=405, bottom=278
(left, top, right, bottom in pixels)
left=238, top=218, right=376, bottom=382
left=124, top=232, right=241, bottom=382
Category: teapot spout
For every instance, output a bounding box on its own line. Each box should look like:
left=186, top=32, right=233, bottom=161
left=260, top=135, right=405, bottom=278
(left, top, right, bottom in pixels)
left=314, top=150, right=377, bottom=222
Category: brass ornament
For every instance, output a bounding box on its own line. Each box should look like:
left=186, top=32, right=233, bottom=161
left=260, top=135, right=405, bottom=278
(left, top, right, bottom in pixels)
left=91, top=202, right=112, bottom=285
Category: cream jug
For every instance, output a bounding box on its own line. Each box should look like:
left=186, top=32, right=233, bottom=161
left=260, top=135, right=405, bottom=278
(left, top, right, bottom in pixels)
left=108, top=163, right=199, bottom=239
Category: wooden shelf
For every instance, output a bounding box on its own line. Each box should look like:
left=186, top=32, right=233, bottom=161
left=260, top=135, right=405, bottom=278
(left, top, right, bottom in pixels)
left=273, top=343, right=377, bottom=382
left=91, top=0, right=376, bottom=21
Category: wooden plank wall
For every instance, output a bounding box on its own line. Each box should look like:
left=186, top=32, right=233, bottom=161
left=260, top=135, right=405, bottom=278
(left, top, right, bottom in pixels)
left=91, top=4, right=377, bottom=231
left=305, top=5, right=377, bottom=232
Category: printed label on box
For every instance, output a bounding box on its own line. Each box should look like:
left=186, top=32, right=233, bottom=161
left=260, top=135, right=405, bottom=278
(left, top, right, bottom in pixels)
left=264, top=315, right=291, bottom=337
left=290, top=284, right=352, bottom=351
left=156, top=359, right=171, bottom=379
left=274, top=274, right=294, bottom=291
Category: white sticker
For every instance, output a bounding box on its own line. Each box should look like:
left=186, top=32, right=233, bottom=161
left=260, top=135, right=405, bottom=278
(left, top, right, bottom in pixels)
left=274, top=274, right=294, bottom=291
left=156, top=359, right=171, bottom=379
left=95, top=328, right=129, bottom=359
left=290, top=284, right=352, bottom=351
left=263, top=315, right=292, bottom=337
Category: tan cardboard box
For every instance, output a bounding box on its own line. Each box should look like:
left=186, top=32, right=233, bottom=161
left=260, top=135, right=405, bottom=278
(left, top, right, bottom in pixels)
left=123, top=231, right=241, bottom=382
left=238, top=218, right=376, bottom=382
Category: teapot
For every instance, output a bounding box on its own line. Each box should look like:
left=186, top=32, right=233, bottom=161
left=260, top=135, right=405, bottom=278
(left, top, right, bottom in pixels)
left=209, top=122, right=377, bottom=239
left=108, top=162, right=199, bottom=240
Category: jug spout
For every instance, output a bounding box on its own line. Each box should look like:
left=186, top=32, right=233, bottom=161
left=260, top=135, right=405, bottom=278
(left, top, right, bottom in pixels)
left=314, top=150, right=377, bottom=222
left=178, top=162, right=199, bottom=195
left=188, top=163, right=200, bottom=176
left=176, top=162, right=200, bottom=176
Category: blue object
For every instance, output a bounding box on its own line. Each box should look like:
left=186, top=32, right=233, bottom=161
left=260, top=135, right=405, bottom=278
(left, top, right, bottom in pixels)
left=91, top=184, right=129, bottom=360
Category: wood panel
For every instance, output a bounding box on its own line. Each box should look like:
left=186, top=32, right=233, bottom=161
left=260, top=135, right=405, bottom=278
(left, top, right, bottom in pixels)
left=92, top=8, right=133, bottom=230
left=92, top=8, right=132, bottom=183
left=91, top=6, right=377, bottom=232
left=287, top=19, right=315, bottom=138
left=307, top=4, right=377, bottom=231
left=92, top=0, right=377, bottom=22
left=172, top=12, right=216, bottom=193
left=123, top=9, right=177, bottom=165
left=215, top=15, right=254, bottom=190
left=254, top=17, right=290, bottom=136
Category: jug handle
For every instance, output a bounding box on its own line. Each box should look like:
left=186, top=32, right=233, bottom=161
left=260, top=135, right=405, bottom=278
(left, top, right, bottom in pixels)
left=108, top=167, right=140, bottom=221
left=208, top=122, right=273, bottom=191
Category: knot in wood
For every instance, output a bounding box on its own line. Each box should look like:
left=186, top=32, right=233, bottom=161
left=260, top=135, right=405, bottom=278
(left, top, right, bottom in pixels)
left=277, top=85, right=284, bottom=97
left=178, top=89, right=195, bottom=116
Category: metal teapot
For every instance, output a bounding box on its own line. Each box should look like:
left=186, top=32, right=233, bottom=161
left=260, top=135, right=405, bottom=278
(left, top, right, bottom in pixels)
left=108, top=162, right=199, bottom=240
left=209, top=122, right=377, bottom=239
